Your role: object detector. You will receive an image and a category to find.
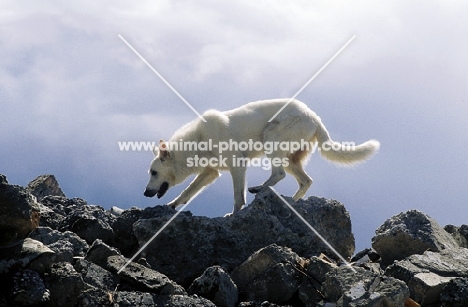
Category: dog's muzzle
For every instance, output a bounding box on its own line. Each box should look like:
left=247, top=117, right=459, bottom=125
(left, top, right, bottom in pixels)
left=144, top=182, right=169, bottom=199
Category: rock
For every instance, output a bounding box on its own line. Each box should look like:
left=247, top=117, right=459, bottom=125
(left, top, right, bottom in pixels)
left=74, top=258, right=120, bottom=291
left=59, top=203, right=116, bottom=244
left=84, top=239, right=120, bottom=268
left=46, top=262, right=85, bottom=307
left=38, top=196, right=87, bottom=229
left=0, top=238, right=56, bottom=274
left=231, top=244, right=303, bottom=304
left=372, top=210, right=458, bottom=265
left=320, top=266, right=409, bottom=307
left=0, top=176, right=40, bottom=246
left=133, top=188, right=354, bottom=286
left=27, top=174, right=66, bottom=201
left=188, top=266, right=238, bottom=307
left=12, top=269, right=50, bottom=305
left=106, top=255, right=186, bottom=295
left=238, top=302, right=293, bottom=307
left=111, top=205, right=180, bottom=256
left=29, top=226, right=89, bottom=262
left=385, top=248, right=468, bottom=305
left=440, top=277, right=468, bottom=307
left=444, top=224, right=468, bottom=248
left=111, top=291, right=216, bottom=307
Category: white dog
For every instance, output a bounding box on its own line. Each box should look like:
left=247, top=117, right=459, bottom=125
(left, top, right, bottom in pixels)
left=144, top=99, right=379, bottom=214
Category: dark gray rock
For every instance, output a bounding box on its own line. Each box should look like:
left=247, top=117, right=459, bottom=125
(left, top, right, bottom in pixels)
left=188, top=266, right=238, bottom=307
left=385, top=248, right=468, bottom=305
left=29, top=226, right=89, bottom=262
left=0, top=176, right=40, bottom=246
left=106, top=255, right=186, bottom=296
left=12, top=269, right=50, bottom=305
left=59, top=203, right=116, bottom=244
left=46, top=262, right=85, bottom=307
left=238, top=302, right=293, bottom=307
left=0, top=238, right=56, bottom=274
left=321, top=266, right=409, bottom=307
left=440, top=277, right=468, bottom=307
left=110, top=291, right=216, bottom=307
left=38, top=196, right=87, bottom=229
left=372, top=210, right=458, bottom=265
left=133, top=188, right=354, bottom=286
left=444, top=224, right=468, bottom=248
left=27, top=174, right=65, bottom=201
left=74, top=258, right=120, bottom=291
left=84, top=239, right=121, bottom=268
left=110, top=205, right=180, bottom=256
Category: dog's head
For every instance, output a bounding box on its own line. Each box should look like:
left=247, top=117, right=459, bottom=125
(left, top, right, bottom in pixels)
left=144, top=140, right=175, bottom=198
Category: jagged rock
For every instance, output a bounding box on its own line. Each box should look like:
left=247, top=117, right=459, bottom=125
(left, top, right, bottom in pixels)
left=29, top=226, right=89, bottom=262
left=106, top=255, right=186, bottom=295
left=372, top=210, right=458, bottom=265
left=46, top=262, right=85, bottom=307
left=27, top=174, right=65, bottom=201
left=231, top=244, right=303, bottom=304
left=188, top=266, right=238, bottom=307
left=0, top=238, right=56, bottom=274
left=238, top=302, right=293, bottom=307
left=440, top=277, right=468, bottom=307
left=74, top=258, right=120, bottom=291
left=12, top=269, right=50, bottom=305
left=111, top=205, right=180, bottom=256
left=320, top=266, right=409, bottom=307
left=111, top=291, right=217, bottom=307
left=0, top=175, right=40, bottom=246
left=444, top=224, right=468, bottom=248
left=385, top=248, right=468, bottom=305
left=59, top=203, right=116, bottom=244
left=38, top=196, right=87, bottom=229
left=84, top=239, right=121, bottom=268
left=133, top=188, right=354, bottom=286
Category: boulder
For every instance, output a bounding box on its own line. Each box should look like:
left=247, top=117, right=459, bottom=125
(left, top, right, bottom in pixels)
left=46, top=262, right=85, bottom=307
left=0, top=175, right=40, bottom=246
left=133, top=188, right=354, bottom=286
left=59, top=203, right=116, bottom=244
left=74, top=258, right=120, bottom=291
left=320, top=266, right=409, bottom=307
left=105, top=255, right=186, bottom=296
left=440, top=277, right=468, bottom=307
left=29, top=226, right=89, bottom=262
left=385, top=248, right=468, bottom=305
left=0, top=238, right=56, bottom=274
left=27, top=174, right=66, bottom=201
left=12, top=269, right=50, bottom=305
left=372, top=210, right=458, bottom=265
left=84, top=239, right=121, bottom=268
left=188, top=266, right=238, bottom=307
left=444, top=224, right=468, bottom=248
left=38, top=196, right=86, bottom=229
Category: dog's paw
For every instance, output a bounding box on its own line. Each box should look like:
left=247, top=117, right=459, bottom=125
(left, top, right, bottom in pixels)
left=248, top=186, right=262, bottom=194
left=223, top=212, right=233, bottom=218
left=166, top=202, right=177, bottom=209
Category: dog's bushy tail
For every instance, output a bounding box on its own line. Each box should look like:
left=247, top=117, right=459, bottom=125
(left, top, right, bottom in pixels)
left=314, top=116, right=380, bottom=166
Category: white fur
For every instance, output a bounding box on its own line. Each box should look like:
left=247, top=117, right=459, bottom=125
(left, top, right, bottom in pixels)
left=144, top=99, right=380, bottom=214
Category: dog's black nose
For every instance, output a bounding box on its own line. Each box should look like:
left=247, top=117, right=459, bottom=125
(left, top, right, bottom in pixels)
left=144, top=189, right=157, bottom=197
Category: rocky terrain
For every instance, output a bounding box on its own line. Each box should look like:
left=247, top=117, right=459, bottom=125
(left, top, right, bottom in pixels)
left=1, top=173, right=468, bottom=307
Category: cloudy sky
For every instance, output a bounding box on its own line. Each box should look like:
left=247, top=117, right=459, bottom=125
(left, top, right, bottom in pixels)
left=1, top=1, right=467, bottom=252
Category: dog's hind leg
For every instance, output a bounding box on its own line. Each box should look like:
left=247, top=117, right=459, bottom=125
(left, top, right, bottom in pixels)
left=285, top=159, right=313, bottom=201
left=248, top=164, right=286, bottom=194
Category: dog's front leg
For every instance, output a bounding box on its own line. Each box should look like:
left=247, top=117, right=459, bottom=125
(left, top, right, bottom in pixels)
left=167, top=168, right=220, bottom=209
left=227, top=166, right=246, bottom=215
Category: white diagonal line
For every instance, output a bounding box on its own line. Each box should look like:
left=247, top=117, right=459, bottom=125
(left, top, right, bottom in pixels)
left=268, top=35, right=356, bottom=122
left=118, top=34, right=207, bottom=122
left=269, top=187, right=357, bottom=272
left=117, top=201, right=191, bottom=274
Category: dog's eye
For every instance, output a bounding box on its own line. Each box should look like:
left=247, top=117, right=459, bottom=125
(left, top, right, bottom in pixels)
left=151, top=170, right=157, bottom=176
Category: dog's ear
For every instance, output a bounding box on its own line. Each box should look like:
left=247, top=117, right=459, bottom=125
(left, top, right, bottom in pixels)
left=152, top=144, right=159, bottom=157
left=159, top=139, right=171, bottom=161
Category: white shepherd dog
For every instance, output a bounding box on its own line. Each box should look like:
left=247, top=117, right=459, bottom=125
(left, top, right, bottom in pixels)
left=144, top=99, right=380, bottom=214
